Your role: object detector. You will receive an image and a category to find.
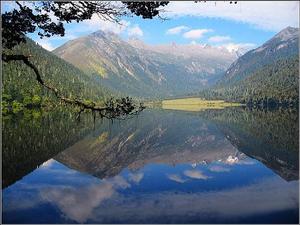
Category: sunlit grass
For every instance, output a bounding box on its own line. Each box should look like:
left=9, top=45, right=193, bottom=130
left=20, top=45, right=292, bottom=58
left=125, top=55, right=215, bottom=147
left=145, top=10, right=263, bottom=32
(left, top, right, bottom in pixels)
left=161, top=97, right=242, bottom=112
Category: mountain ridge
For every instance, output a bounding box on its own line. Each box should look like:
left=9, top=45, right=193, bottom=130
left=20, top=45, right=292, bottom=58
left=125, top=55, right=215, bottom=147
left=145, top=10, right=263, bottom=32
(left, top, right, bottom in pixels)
left=217, top=26, right=299, bottom=86
left=200, top=26, right=299, bottom=106
left=53, top=30, right=237, bottom=98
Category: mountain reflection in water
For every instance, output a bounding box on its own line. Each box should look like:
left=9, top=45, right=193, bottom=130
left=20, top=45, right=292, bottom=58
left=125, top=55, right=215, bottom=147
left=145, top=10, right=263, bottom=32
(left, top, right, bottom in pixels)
left=2, top=107, right=299, bottom=224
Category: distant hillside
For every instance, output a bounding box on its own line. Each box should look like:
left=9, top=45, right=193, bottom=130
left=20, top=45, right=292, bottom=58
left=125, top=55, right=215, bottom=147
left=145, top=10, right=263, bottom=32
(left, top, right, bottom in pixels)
left=2, top=38, right=114, bottom=110
left=200, top=27, right=299, bottom=106
left=218, top=27, right=299, bottom=86
left=53, top=30, right=237, bottom=98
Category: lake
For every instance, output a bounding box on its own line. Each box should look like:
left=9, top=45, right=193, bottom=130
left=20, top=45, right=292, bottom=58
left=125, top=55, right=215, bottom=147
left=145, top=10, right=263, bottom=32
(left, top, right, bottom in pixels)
left=2, top=107, right=299, bottom=224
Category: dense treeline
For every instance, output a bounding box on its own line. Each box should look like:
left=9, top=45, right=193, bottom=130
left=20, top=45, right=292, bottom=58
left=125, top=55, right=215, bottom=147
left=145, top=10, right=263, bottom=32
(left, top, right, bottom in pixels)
left=2, top=38, right=116, bottom=113
left=201, top=107, right=298, bottom=152
left=2, top=107, right=105, bottom=188
left=200, top=107, right=298, bottom=180
left=199, top=56, right=299, bottom=108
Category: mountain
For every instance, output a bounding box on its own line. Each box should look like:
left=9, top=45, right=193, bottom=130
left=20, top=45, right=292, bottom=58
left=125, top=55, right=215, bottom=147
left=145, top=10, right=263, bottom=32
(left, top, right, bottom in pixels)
left=54, top=108, right=298, bottom=182
left=2, top=38, right=114, bottom=110
left=128, top=38, right=242, bottom=59
left=200, top=27, right=299, bottom=106
left=218, top=27, right=299, bottom=85
left=53, top=30, right=237, bottom=98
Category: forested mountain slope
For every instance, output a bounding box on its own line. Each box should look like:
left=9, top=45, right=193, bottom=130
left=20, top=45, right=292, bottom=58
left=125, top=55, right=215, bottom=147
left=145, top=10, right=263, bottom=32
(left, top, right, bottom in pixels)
left=2, top=38, right=114, bottom=111
left=200, top=27, right=299, bottom=106
left=218, top=27, right=299, bottom=86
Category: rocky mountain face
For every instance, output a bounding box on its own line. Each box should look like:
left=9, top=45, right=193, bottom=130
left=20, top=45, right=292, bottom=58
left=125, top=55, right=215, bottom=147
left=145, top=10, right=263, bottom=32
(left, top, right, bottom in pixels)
left=217, top=26, right=299, bottom=86
left=53, top=30, right=237, bottom=98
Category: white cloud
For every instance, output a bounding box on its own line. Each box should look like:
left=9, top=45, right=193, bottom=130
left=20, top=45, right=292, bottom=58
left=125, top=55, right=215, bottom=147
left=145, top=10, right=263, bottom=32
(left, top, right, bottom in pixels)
left=166, top=25, right=189, bottom=35
left=129, top=172, right=144, bottom=184
left=209, top=35, right=231, bottom=43
left=42, top=183, right=115, bottom=223
left=183, top=29, right=213, bottom=39
left=6, top=176, right=298, bottom=223
left=36, top=39, right=55, bottom=51
left=41, top=175, right=130, bottom=223
left=3, top=2, right=130, bottom=44
left=183, top=169, right=210, bottom=180
left=75, top=15, right=130, bottom=34
left=36, top=33, right=78, bottom=51
left=163, top=1, right=299, bottom=31
left=220, top=42, right=257, bottom=54
left=32, top=14, right=131, bottom=48
left=88, top=178, right=299, bottom=222
left=127, top=25, right=143, bottom=37
left=209, top=165, right=231, bottom=173
left=40, top=159, right=56, bottom=168
left=167, top=174, right=187, bottom=183
left=51, top=33, right=78, bottom=42
left=226, top=155, right=240, bottom=164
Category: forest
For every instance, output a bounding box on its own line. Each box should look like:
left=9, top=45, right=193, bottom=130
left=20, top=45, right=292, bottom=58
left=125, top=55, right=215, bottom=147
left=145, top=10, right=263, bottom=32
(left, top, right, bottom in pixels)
left=198, top=56, right=299, bottom=108
left=2, top=38, right=115, bottom=113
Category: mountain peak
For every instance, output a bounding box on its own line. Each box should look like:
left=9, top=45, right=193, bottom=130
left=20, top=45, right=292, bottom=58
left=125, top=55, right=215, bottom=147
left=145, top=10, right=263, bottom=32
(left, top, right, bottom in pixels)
left=128, top=37, right=146, bottom=49
left=171, top=41, right=177, bottom=48
left=272, top=26, right=299, bottom=42
left=91, top=30, right=105, bottom=36
left=91, top=30, right=120, bottom=39
left=218, top=25, right=298, bottom=87
left=53, top=29, right=236, bottom=98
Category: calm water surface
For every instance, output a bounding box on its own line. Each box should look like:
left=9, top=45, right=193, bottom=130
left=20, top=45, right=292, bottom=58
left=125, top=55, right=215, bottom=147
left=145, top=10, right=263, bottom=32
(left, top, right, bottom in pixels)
left=2, top=107, right=299, bottom=224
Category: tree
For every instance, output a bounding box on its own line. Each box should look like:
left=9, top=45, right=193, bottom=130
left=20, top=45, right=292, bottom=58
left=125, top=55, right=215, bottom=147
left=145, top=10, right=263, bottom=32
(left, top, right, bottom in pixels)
left=2, top=1, right=169, bottom=50
left=2, top=1, right=241, bottom=115
left=2, top=1, right=168, bottom=117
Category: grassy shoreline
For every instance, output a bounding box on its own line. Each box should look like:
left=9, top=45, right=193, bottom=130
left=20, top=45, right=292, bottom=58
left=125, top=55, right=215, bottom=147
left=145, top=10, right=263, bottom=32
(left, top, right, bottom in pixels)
left=159, top=97, right=243, bottom=112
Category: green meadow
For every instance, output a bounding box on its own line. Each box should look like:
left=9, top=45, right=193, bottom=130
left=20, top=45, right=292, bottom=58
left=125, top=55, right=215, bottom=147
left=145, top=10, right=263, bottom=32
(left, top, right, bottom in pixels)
left=161, top=98, right=242, bottom=112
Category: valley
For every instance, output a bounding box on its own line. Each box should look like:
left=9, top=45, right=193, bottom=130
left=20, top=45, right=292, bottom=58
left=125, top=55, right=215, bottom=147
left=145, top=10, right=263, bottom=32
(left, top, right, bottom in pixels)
left=2, top=2, right=299, bottom=224
left=3, top=27, right=298, bottom=111
left=53, top=30, right=237, bottom=98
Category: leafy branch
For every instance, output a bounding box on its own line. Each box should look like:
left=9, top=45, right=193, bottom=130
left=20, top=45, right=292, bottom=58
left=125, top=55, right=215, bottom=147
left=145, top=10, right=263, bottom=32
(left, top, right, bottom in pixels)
left=2, top=53, right=145, bottom=119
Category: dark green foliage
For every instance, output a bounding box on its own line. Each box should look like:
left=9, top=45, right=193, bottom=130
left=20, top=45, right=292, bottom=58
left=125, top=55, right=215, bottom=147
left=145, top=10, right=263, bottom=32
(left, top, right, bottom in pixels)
left=218, top=27, right=299, bottom=86
left=200, top=107, right=298, bottom=180
left=2, top=1, right=64, bottom=49
left=122, top=2, right=169, bottom=19
left=2, top=38, right=113, bottom=112
left=1, top=1, right=172, bottom=108
left=200, top=56, right=299, bottom=107
left=199, top=27, right=299, bottom=107
left=2, top=107, right=101, bottom=188
left=2, top=1, right=169, bottom=49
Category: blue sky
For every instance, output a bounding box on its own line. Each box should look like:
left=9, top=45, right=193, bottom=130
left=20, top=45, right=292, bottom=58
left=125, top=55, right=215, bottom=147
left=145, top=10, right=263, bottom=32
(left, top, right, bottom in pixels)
left=2, top=1, right=299, bottom=51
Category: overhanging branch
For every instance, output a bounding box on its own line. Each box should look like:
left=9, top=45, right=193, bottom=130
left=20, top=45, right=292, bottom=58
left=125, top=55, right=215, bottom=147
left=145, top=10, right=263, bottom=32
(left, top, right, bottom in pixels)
left=2, top=54, right=145, bottom=119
